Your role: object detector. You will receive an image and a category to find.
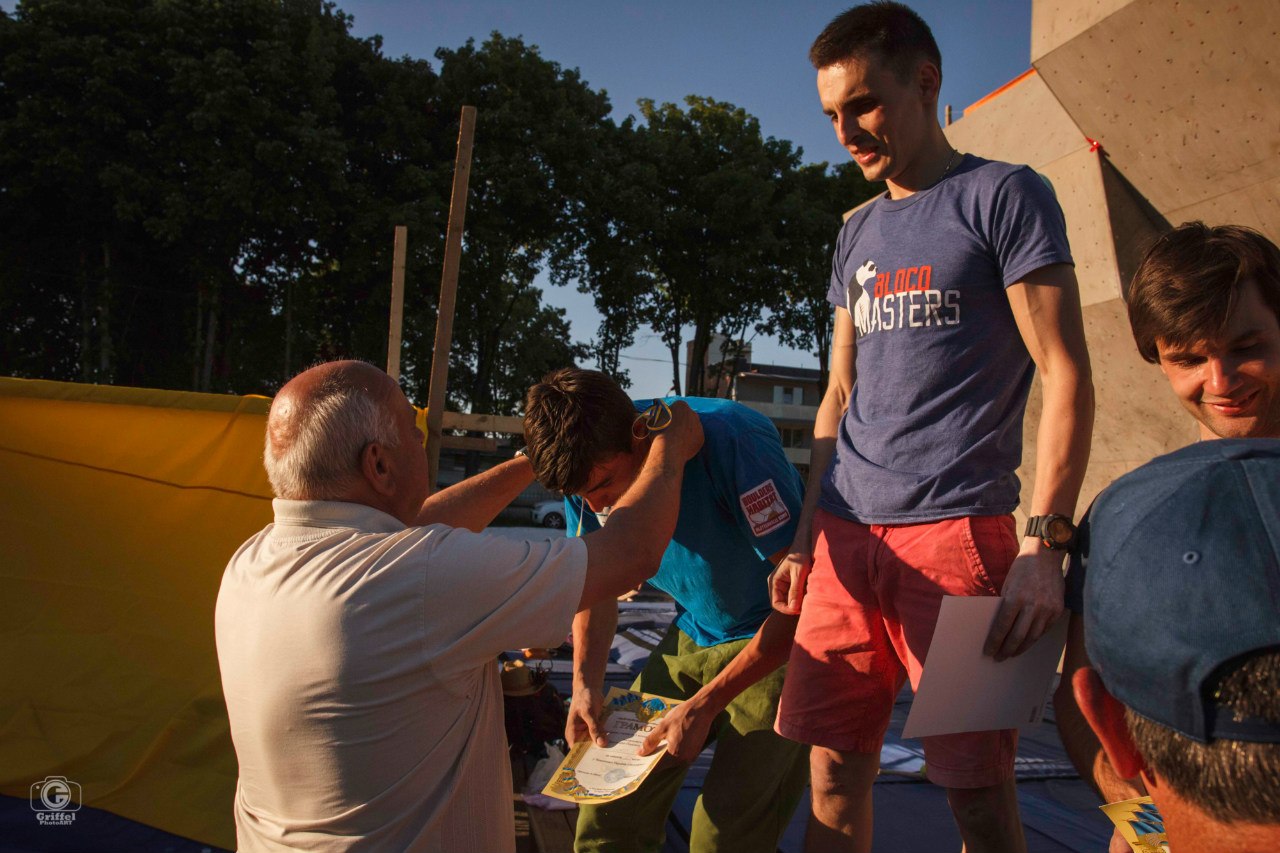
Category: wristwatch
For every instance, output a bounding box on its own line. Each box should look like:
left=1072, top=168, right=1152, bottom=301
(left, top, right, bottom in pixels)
left=1024, top=514, right=1076, bottom=550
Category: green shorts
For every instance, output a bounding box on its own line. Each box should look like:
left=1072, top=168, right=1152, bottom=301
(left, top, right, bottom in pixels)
left=574, top=624, right=809, bottom=853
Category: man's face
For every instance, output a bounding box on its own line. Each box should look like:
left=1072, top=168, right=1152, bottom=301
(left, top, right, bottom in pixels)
left=1156, top=279, right=1280, bottom=440
left=578, top=450, right=643, bottom=514
left=816, top=52, right=933, bottom=189
left=387, top=387, right=431, bottom=515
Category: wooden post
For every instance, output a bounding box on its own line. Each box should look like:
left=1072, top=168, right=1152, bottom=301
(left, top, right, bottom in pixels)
left=386, top=225, right=408, bottom=381
left=426, top=106, right=477, bottom=489
left=945, top=104, right=953, bottom=126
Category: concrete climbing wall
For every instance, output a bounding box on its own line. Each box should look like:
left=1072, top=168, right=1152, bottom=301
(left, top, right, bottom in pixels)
left=1032, top=0, right=1280, bottom=238
left=949, top=70, right=1131, bottom=308
left=1030, top=0, right=1134, bottom=61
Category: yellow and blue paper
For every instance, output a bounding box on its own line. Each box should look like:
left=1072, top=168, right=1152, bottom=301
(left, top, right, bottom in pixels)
left=1100, top=796, right=1169, bottom=852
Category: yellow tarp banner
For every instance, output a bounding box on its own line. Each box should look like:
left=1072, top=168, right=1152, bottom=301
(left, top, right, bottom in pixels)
left=0, top=376, right=279, bottom=850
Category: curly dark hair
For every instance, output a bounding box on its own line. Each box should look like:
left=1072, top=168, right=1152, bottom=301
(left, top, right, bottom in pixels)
left=522, top=367, right=636, bottom=495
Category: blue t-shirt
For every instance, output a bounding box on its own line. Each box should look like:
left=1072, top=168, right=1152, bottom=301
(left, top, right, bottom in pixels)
left=565, top=397, right=803, bottom=647
left=820, top=154, right=1073, bottom=524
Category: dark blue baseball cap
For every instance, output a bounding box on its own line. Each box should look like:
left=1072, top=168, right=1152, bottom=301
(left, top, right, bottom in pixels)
left=1078, top=438, right=1280, bottom=744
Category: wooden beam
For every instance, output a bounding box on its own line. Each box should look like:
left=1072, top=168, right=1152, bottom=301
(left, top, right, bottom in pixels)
left=438, top=434, right=497, bottom=453
left=386, top=225, right=408, bottom=380
left=426, top=105, right=477, bottom=487
left=441, top=411, right=524, bottom=434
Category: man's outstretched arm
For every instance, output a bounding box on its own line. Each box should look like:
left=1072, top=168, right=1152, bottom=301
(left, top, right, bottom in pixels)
left=987, top=264, right=1095, bottom=660
left=414, top=456, right=535, bottom=532
left=565, top=601, right=619, bottom=748
left=639, top=606, right=799, bottom=763
left=770, top=308, right=855, bottom=615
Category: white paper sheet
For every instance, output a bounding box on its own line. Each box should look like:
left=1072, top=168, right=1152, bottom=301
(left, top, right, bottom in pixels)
left=902, top=596, right=1067, bottom=739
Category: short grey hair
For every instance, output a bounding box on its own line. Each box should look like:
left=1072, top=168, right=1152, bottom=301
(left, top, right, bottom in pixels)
left=264, top=375, right=400, bottom=500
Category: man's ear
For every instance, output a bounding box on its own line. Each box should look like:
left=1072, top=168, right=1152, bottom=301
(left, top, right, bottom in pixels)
left=917, top=59, right=941, bottom=106
left=1073, top=666, right=1146, bottom=780
left=361, top=441, right=396, bottom=497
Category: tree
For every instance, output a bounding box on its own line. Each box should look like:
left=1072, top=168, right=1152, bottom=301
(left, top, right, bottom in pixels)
left=0, top=0, right=428, bottom=393
left=762, top=160, right=876, bottom=394
left=426, top=34, right=611, bottom=414
left=572, top=96, right=802, bottom=396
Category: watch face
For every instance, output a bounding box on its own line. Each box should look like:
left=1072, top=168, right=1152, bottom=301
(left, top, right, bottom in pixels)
left=1046, top=516, right=1074, bottom=544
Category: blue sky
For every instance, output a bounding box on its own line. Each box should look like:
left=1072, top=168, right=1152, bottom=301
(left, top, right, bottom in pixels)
left=332, top=1, right=1037, bottom=396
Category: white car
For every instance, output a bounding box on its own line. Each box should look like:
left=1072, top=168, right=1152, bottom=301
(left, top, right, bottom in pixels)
left=530, top=499, right=566, bottom=529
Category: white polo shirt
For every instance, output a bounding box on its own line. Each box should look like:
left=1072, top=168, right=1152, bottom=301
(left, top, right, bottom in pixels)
left=215, top=500, right=586, bottom=852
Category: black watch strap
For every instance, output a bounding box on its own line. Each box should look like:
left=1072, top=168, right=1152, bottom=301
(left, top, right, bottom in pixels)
left=1025, top=514, right=1076, bottom=550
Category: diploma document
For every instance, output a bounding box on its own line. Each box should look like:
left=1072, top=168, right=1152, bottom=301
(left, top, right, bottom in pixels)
left=542, top=687, right=681, bottom=803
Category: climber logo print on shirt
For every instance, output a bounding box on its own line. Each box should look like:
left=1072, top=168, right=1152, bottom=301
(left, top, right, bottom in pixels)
left=847, top=259, right=961, bottom=339
left=740, top=479, right=790, bottom=537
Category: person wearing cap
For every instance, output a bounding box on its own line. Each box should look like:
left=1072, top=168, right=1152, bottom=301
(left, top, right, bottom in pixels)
left=1069, top=438, right=1280, bottom=853
left=215, top=360, right=704, bottom=853
left=521, top=367, right=808, bottom=853
left=1055, top=223, right=1280, bottom=849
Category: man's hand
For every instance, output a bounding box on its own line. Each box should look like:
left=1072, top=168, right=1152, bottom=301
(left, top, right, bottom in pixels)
left=1109, top=828, right=1132, bottom=853
left=983, top=543, right=1065, bottom=661
left=654, top=400, right=704, bottom=463
left=566, top=686, right=607, bottom=748
left=637, top=697, right=717, bottom=764
left=769, top=540, right=812, bottom=615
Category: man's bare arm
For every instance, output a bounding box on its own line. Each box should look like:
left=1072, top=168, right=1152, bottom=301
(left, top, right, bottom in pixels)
left=770, top=308, right=856, bottom=614
left=565, top=601, right=619, bottom=747
left=986, top=264, right=1095, bottom=659
left=1055, top=613, right=1145, bottom=801
left=640, top=607, right=799, bottom=763
left=413, top=456, right=534, bottom=532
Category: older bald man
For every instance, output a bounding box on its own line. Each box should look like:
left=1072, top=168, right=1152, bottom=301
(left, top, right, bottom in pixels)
left=215, top=361, right=702, bottom=853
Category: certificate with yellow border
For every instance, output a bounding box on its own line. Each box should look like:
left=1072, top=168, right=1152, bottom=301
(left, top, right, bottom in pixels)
left=541, top=687, right=681, bottom=803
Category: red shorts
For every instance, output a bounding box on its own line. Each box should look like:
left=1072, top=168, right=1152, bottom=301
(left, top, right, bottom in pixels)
left=776, top=508, right=1020, bottom=789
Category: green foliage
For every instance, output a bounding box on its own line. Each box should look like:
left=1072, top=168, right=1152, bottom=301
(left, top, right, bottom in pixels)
left=430, top=34, right=609, bottom=413
left=0, top=1, right=872, bottom=410
left=566, top=96, right=872, bottom=396
left=763, top=160, right=876, bottom=394
left=0, top=0, right=447, bottom=394
left=0, top=3, right=605, bottom=411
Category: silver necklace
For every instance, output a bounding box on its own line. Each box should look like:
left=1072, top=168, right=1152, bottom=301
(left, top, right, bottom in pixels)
left=937, top=148, right=960, bottom=182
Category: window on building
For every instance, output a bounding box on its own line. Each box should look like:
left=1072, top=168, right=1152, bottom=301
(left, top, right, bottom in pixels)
left=773, top=385, right=804, bottom=406
left=779, top=427, right=806, bottom=448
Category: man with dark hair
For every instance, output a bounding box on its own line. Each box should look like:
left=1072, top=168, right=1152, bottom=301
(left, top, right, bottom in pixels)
left=769, top=3, right=1095, bottom=851
left=1126, top=221, right=1280, bottom=439
left=523, top=367, right=808, bottom=853
left=1070, top=439, right=1280, bottom=853
left=216, top=360, right=704, bottom=852
left=1055, top=223, right=1280, bottom=850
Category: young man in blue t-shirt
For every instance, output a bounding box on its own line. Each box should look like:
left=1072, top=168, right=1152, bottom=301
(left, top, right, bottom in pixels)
left=523, top=367, right=809, bottom=853
left=768, top=4, right=1095, bottom=852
